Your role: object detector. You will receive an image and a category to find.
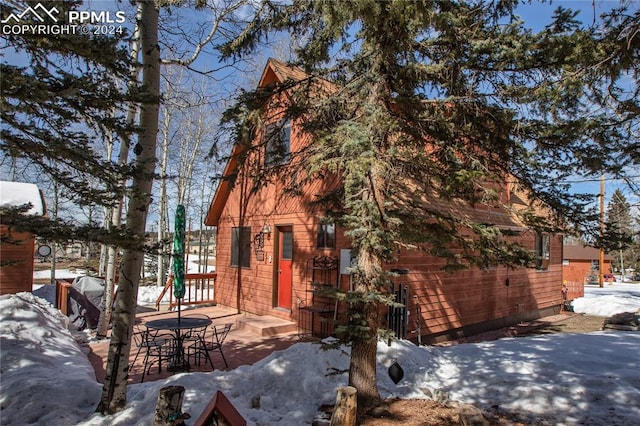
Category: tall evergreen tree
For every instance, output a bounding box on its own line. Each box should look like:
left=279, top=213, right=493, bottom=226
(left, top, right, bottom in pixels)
left=0, top=0, right=139, bottom=245
left=219, top=0, right=632, bottom=408
left=604, top=189, right=634, bottom=275
left=583, top=2, right=639, bottom=170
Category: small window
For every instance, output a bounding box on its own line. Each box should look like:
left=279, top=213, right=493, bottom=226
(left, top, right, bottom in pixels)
left=265, top=120, right=290, bottom=167
left=282, top=231, right=293, bottom=260
left=317, top=223, right=336, bottom=249
left=535, top=233, right=550, bottom=271
left=231, top=227, right=251, bottom=268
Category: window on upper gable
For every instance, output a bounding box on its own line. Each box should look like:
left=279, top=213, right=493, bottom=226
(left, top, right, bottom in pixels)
left=264, top=119, right=290, bottom=167
left=317, top=222, right=336, bottom=249
left=535, top=233, right=550, bottom=271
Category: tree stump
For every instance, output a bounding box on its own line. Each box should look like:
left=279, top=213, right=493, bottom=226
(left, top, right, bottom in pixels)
left=153, top=385, right=190, bottom=426
left=330, top=386, right=357, bottom=426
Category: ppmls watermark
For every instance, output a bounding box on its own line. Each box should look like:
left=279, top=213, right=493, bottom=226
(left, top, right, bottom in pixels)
left=2, top=3, right=126, bottom=36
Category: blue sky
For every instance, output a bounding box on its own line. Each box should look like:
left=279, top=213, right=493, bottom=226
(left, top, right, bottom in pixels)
left=2, top=0, right=637, bottom=220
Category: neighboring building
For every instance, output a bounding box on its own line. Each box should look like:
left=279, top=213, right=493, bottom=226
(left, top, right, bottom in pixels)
left=0, top=181, right=46, bottom=295
left=204, top=59, right=564, bottom=343
left=562, top=243, right=613, bottom=285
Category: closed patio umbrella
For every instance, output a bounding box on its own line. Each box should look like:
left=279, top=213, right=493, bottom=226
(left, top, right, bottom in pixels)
left=173, top=204, right=186, bottom=320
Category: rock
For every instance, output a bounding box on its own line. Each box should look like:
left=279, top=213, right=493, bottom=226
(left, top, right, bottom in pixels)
left=432, top=389, right=451, bottom=405
left=250, top=395, right=260, bottom=409
left=456, top=403, right=490, bottom=426
left=603, top=312, right=640, bottom=331
left=367, top=405, right=393, bottom=418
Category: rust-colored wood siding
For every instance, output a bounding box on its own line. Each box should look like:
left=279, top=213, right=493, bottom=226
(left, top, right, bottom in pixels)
left=213, top=119, right=343, bottom=321
left=0, top=225, right=35, bottom=295
left=211, top=61, right=563, bottom=339
left=391, top=232, right=563, bottom=341
left=214, top=156, right=563, bottom=340
left=563, top=259, right=612, bottom=284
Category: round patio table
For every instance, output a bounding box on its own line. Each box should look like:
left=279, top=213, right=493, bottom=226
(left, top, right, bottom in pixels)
left=145, top=316, right=212, bottom=372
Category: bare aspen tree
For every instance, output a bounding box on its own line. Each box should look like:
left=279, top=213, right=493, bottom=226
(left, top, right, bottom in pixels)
left=97, top=0, right=160, bottom=413
left=96, top=5, right=143, bottom=339
left=97, top=0, right=252, bottom=414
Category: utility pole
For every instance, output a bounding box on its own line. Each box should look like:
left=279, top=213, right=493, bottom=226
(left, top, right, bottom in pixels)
left=599, top=175, right=605, bottom=288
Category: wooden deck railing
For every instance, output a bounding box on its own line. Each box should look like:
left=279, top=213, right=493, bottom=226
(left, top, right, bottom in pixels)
left=55, top=278, right=74, bottom=315
left=154, top=273, right=217, bottom=311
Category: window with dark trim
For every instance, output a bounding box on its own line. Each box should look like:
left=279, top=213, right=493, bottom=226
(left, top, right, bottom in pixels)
left=317, top=223, right=336, bottom=249
left=265, top=120, right=290, bottom=167
left=535, top=233, right=550, bottom=271
left=231, top=227, right=251, bottom=268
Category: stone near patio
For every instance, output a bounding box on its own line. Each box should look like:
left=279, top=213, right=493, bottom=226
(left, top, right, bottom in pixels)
left=456, top=403, right=490, bottom=426
left=603, top=312, right=640, bottom=331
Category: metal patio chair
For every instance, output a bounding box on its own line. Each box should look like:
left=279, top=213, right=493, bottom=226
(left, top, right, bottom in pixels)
left=131, top=324, right=173, bottom=382
left=182, top=314, right=215, bottom=370
left=188, top=322, right=233, bottom=369
left=209, top=322, right=233, bottom=368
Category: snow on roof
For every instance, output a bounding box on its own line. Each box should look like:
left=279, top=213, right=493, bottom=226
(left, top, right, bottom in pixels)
left=0, top=181, right=45, bottom=216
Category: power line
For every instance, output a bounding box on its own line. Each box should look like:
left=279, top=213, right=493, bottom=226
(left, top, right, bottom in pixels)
left=556, top=175, right=640, bottom=184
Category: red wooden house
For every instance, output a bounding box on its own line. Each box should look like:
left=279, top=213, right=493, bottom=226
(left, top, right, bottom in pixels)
left=204, top=59, right=563, bottom=343
left=0, top=181, right=47, bottom=296
left=562, top=243, right=613, bottom=285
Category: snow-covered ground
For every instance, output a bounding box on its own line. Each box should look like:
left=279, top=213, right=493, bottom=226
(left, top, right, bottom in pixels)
left=1, top=283, right=638, bottom=425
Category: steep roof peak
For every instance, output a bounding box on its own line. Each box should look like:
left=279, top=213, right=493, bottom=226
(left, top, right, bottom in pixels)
left=259, top=58, right=310, bottom=87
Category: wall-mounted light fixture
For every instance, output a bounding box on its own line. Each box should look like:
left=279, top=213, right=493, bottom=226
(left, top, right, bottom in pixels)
left=261, top=223, right=272, bottom=235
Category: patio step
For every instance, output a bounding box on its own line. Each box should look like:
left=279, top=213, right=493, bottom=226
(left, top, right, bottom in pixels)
left=237, top=315, right=297, bottom=337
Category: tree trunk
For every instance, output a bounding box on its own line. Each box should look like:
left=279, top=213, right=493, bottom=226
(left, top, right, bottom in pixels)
left=97, top=0, right=160, bottom=414
left=330, top=386, right=357, bottom=426
left=347, top=180, right=385, bottom=409
left=96, top=8, right=142, bottom=339
left=49, top=182, right=59, bottom=286
left=154, top=386, right=189, bottom=426
left=99, top=130, right=115, bottom=277
left=157, top=97, right=171, bottom=287
left=348, top=306, right=381, bottom=409
left=619, top=249, right=624, bottom=283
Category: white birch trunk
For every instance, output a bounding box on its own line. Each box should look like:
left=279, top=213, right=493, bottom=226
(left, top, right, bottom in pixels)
left=96, top=10, right=142, bottom=339
left=157, top=101, right=172, bottom=287
left=97, top=0, right=160, bottom=413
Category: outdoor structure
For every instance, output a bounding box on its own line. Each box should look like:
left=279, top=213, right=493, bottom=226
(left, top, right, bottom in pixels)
left=204, top=59, right=564, bottom=344
left=563, top=242, right=613, bottom=285
left=0, top=181, right=46, bottom=295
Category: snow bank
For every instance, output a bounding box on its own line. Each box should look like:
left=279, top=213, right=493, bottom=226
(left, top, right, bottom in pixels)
left=0, top=292, right=102, bottom=425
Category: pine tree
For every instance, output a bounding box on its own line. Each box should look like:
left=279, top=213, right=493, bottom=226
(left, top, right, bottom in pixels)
left=1, top=0, right=138, bottom=245
left=603, top=189, right=634, bottom=277
left=219, top=0, right=634, bottom=408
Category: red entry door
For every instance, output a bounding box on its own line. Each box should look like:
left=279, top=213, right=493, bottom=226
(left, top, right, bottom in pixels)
left=277, top=228, right=293, bottom=309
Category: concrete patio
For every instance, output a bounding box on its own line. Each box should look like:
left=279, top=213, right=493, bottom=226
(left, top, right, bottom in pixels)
left=87, top=304, right=302, bottom=383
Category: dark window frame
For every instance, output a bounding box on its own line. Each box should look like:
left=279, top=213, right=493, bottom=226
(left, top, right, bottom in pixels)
left=264, top=119, right=291, bottom=167
left=535, top=233, right=550, bottom=271
left=231, top=226, right=251, bottom=268
left=316, top=222, right=336, bottom=249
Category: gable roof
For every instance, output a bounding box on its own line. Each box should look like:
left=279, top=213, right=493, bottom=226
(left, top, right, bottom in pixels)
left=563, top=244, right=612, bottom=261
left=205, top=59, right=306, bottom=226
left=205, top=60, right=538, bottom=232
left=393, top=180, right=527, bottom=230
left=259, top=58, right=309, bottom=86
